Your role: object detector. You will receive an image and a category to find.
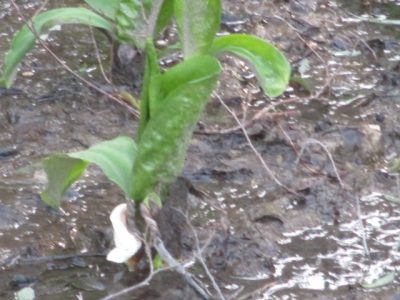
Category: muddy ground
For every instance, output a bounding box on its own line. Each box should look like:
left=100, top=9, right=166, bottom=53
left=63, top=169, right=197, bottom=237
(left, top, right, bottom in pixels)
left=1, top=0, right=400, bottom=299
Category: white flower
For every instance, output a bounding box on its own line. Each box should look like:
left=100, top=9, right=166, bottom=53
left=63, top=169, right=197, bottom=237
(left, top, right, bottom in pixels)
left=106, top=203, right=142, bottom=263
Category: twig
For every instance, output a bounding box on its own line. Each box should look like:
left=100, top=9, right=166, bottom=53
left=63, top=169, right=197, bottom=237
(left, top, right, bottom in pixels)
left=179, top=210, right=226, bottom=300
left=101, top=202, right=212, bottom=299
left=32, top=0, right=48, bottom=18
left=356, top=196, right=370, bottom=258
left=278, top=122, right=297, bottom=154
left=76, top=292, right=84, bottom=300
left=272, top=13, right=329, bottom=79
left=140, top=203, right=212, bottom=300
left=10, top=0, right=139, bottom=118
left=16, top=252, right=105, bottom=265
left=89, top=26, right=111, bottom=84
left=153, top=236, right=211, bottom=300
left=215, top=93, right=298, bottom=195
left=198, top=99, right=300, bottom=135
left=294, top=138, right=344, bottom=188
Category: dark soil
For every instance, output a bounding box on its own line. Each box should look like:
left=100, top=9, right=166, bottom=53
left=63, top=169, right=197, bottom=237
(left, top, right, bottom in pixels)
left=1, top=0, right=400, bottom=299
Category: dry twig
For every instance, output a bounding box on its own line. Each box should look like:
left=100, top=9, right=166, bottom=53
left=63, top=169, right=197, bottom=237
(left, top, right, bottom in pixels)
left=295, top=138, right=344, bottom=188
left=89, top=26, right=112, bottom=84
left=10, top=0, right=139, bottom=118
left=215, top=93, right=298, bottom=196
left=175, top=209, right=226, bottom=300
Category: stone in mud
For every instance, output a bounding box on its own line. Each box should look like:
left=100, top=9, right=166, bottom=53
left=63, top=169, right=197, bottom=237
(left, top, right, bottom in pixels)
left=10, top=274, right=36, bottom=289
left=112, top=44, right=144, bottom=90
left=320, top=124, right=383, bottom=165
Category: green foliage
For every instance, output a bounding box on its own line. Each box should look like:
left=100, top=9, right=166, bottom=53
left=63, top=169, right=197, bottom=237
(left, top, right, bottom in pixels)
left=69, top=136, right=137, bottom=195
left=174, top=0, right=221, bottom=57
left=116, top=0, right=166, bottom=49
left=138, top=40, right=161, bottom=140
left=41, top=155, right=88, bottom=208
left=21, top=0, right=291, bottom=207
left=41, top=136, right=137, bottom=208
left=0, top=1, right=173, bottom=87
left=40, top=54, right=220, bottom=205
left=156, top=0, right=174, bottom=33
left=132, top=55, right=221, bottom=201
left=116, top=0, right=146, bottom=48
left=0, top=8, right=113, bottom=88
left=210, top=34, right=291, bottom=97
left=84, top=0, right=120, bottom=19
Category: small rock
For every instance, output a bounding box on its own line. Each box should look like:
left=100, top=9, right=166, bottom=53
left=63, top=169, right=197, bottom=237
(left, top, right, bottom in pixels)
left=320, top=124, right=383, bottom=164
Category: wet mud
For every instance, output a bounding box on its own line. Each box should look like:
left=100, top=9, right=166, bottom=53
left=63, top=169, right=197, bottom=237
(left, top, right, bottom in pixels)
left=1, top=0, right=400, bottom=299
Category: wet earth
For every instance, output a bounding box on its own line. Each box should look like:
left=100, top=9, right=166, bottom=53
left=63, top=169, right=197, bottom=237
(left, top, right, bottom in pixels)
left=1, top=0, right=400, bottom=299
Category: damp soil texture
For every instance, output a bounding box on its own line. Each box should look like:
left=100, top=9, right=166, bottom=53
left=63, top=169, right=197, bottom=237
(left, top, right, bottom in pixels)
left=1, top=0, right=400, bottom=299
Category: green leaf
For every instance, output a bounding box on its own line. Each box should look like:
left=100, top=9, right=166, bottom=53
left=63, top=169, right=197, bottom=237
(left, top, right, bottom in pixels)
left=41, top=136, right=137, bottom=208
left=362, top=272, right=396, bottom=289
left=153, top=254, right=164, bottom=269
left=69, top=136, right=137, bottom=195
left=156, top=0, right=174, bottom=33
left=138, top=40, right=161, bottom=140
left=132, top=55, right=221, bottom=201
left=210, top=34, right=291, bottom=97
left=84, top=0, right=120, bottom=19
left=116, top=0, right=143, bottom=47
left=174, top=0, right=221, bottom=57
left=0, top=8, right=114, bottom=88
left=41, top=155, right=88, bottom=208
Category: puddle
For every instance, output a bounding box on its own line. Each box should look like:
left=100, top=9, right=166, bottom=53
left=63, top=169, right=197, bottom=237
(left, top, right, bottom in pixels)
left=268, top=192, right=400, bottom=299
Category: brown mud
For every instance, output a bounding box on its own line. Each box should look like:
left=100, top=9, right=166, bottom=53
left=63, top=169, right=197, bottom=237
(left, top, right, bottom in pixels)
left=1, top=0, right=400, bottom=299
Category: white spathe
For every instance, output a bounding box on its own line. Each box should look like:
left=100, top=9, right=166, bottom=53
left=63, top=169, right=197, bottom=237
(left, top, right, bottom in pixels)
left=106, top=203, right=142, bottom=263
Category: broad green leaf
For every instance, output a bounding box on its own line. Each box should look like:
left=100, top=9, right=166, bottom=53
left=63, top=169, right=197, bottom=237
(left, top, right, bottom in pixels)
left=156, top=0, right=174, bottom=33
left=138, top=40, right=161, bottom=140
left=85, top=0, right=120, bottom=19
left=69, top=136, right=137, bottom=195
left=0, top=8, right=114, bottom=88
left=210, top=34, right=291, bottom=97
left=362, top=272, right=396, bottom=289
left=174, top=0, right=221, bottom=57
left=41, top=136, right=137, bottom=208
left=132, top=55, right=221, bottom=201
left=41, top=155, right=88, bottom=208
